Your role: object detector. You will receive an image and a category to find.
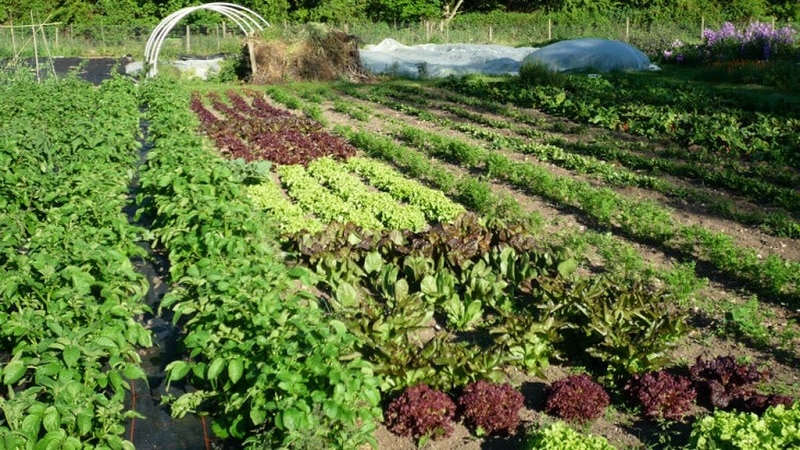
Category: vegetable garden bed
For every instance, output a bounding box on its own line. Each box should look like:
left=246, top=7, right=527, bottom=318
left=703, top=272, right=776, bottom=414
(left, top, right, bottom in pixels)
left=2, top=66, right=799, bottom=449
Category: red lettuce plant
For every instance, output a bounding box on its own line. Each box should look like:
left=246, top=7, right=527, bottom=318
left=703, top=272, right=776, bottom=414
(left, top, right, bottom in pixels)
left=624, top=370, right=696, bottom=421
left=544, top=374, right=610, bottom=423
left=689, top=355, right=769, bottom=410
left=730, top=393, right=795, bottom=415
left=385, top=384, right=457, bottom=441
left=457, top=380, right=525, bottom=436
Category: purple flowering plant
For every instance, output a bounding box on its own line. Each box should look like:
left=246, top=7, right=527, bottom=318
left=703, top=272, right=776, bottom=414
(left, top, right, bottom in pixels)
left=662, top=22, right=798, bottom=65
left=701, top=21, right=797, bottom=61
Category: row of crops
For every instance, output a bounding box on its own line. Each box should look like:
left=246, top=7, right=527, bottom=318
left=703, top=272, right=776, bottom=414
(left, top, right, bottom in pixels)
left=328, top=81, right=800, bottom=307
left=0, top=75, right=151, bottom=448
left=1, top=71, right=799, bottom=449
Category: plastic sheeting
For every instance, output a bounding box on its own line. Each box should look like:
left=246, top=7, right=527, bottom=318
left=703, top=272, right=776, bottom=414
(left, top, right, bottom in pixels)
left=359, top=38, right=538, bottom=78
left=522, top=38, right=658, bottom=73
left=120, top=37, right=656, bottom=80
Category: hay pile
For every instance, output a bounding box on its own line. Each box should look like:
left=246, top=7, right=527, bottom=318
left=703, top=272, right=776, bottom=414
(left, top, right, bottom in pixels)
left=245, top=26, right=371, bottom=84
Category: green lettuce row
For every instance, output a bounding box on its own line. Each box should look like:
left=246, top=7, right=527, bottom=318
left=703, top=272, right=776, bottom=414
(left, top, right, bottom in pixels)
left=277, top=164, right=385, bottom=230
left=246, top=181, right=324, bottom=235
left=524, top=422, right=617, bottom=450
left=307, top=157, right=428, bottom=231
left=344, top=156, right=465, bottom=223
left=690, top=403, right=800, bottom=449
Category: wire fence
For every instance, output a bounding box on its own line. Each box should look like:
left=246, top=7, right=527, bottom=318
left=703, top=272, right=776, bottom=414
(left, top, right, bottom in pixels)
left=0, top=16, right=795, bottom=60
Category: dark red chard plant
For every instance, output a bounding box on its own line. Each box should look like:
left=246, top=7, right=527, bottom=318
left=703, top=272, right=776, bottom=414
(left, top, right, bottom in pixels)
left=385, top=384, right=457, bottom=441
left=624, top=370, right=696, bottom=421
left=457, top=380, right=525, bottom=436
left=544, top=374, right=610, bottom=423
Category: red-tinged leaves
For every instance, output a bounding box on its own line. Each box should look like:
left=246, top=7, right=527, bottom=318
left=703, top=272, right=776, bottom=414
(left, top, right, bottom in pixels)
left=689, top=355, right=769, bottom=410
left=624, top=370, right=696, bottom=421
left=544, top=374, right=610, bottom=423
left=191, top=91, right=356, bottom=166
left=457, top=381, right=524, bottom=436
left=385, top=384, right=456, bottom=441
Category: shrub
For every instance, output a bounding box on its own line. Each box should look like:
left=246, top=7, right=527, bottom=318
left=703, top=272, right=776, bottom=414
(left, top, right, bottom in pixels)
left=384, top=384, right=457, bottom=441
left=624, top=370, right=696, bottom=421
left=524, top=421, right=617, bottom=450
left=458, top=380, right=525, bottom=436
left=689, top=403, right=800, bottom=450
left=543, top=374, right=610, bottom=423
left=519, top=61, right=567, bottom=88
left=689, top=356, right=769, bottom=410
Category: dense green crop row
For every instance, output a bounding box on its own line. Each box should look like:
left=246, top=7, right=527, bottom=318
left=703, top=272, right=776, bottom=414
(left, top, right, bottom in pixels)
left=307, top=157, right=429, bottom=231
left=372, top=83, right=800, bottom=238
left=246, top=181, right=324, bottom=235
left=278, top=163, right=387, bottom=229
left=345, top=157, right=466, bottom=223
left=137, top=78, right=382, bottom=448
left=0, top=74, right=150, bottom=448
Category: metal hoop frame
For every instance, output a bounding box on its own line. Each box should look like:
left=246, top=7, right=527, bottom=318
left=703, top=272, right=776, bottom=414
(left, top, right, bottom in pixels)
left=144, top=2, right=270, bottom=77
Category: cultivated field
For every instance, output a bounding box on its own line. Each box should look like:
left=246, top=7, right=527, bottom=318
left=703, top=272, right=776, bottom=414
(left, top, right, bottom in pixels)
left=1, top=63, right=799, bottom=449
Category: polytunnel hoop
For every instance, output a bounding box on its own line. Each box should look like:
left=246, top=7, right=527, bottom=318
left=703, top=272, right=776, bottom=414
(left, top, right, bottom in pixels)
left=144, top=2, right=270, bottom=77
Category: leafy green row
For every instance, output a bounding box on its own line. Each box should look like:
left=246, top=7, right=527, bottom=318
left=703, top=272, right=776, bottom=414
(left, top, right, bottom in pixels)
left=335, top=126, right=524, bottom=223
left=396, top=81, right=800, bottom=191
left=344, top=157, right=466, bottom=223
left=307, top=157, right=429, bottom=231
left=246, top=180, right=324, bottom=235
left=349, top=83, right=800, bottom=238
left=0, top=75, right=150, bottom=449
left=137, top=78, right=381, bottom=449
left=441, top=75, right=800, bottom=169
left=264, top=85, right=326, bottom=124
left=277, top=164, right=386, bottom=230
left=289, top=211, right=688, bottom=389
left=390, top=124, right=800, bottom=305
left=333, top=122, right=707, bottom=303
left=332, top=99, right=371, bottom=122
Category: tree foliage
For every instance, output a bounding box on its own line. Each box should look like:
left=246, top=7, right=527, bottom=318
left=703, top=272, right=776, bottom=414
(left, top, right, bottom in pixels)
left=0, top=0, right=797, bottom=29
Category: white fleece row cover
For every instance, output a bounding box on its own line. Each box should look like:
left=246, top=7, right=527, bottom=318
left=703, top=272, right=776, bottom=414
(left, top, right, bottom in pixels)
left=359, top=38, right=657, bottom=77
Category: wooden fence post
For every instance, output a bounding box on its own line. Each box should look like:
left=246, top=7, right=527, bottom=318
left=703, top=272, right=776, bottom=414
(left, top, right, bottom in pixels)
left=185, top=24, right=191, bottom=53
left=10, top=17, right=16, bottom=57
left=31, top=12, right=40, bottom=82
left=625, top=16, right=629, bottom=41
left=701, top=16, right=705, bottom=40
left=548, top=18, right=552, bottom=41
left=247, top=40, right=257, bottom=77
